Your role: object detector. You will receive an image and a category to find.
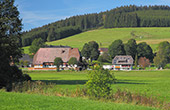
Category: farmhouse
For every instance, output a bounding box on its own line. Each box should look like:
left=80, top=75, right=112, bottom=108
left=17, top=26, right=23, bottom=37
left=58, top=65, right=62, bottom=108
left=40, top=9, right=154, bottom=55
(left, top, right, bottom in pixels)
left=33, top=47, right=80, bottom=69
left=112, top=55, right=134, bottom=70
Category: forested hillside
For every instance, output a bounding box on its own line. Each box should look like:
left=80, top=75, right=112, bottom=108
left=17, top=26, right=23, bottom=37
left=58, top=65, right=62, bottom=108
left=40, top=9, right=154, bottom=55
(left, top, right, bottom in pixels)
left=21, top=5, right=170, bottom=46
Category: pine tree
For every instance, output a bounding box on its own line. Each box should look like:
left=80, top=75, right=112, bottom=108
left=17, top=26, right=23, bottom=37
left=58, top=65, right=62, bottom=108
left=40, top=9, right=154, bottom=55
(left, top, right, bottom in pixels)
left=47, top=27, right=56, bottom=42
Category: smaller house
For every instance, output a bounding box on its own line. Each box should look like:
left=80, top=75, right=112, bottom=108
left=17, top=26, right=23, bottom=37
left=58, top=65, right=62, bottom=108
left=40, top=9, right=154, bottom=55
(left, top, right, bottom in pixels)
left=112, top=55, right=134, bottom=70
left=98, top=48, right=108, bottom=55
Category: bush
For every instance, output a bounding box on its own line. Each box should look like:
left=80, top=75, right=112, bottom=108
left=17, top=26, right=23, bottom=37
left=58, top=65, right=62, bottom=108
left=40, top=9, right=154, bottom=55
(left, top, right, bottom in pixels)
left=10, top=66, right=24, bottom=82
left=4, top=66, right=32, bottom=91
left=85, top=66, right=116, bottom=99
left=22, top=74, right=31, bottom=81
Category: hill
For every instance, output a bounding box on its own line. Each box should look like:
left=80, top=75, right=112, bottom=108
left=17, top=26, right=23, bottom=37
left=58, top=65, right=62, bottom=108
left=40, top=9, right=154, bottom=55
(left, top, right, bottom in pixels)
left=21, top=5, right=170, bottom=47
left=23, top=27, right=170, bottom=54
left=47, top=27, right=170, bottom=51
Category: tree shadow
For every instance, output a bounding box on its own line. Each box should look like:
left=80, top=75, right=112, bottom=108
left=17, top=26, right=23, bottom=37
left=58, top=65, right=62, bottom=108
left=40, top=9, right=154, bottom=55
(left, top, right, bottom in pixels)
left=116, top=79, right=148, bottom=85
left=36, top=80, right=88, bottom=85
left=35, top=79, right=147, bottom=85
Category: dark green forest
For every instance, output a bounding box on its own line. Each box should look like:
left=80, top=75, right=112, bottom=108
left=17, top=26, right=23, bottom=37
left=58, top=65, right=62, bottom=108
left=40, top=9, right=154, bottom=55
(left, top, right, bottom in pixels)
left=22, top=5, right=170, bottom=46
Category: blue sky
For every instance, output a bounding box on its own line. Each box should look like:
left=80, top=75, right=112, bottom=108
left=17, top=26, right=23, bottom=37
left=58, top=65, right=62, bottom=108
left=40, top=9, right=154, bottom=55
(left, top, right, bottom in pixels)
left=15, top=0, right=170, bottom=31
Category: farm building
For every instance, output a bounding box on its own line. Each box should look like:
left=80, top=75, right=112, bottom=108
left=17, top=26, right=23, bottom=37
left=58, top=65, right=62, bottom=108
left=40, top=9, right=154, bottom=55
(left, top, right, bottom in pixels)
left=19, top=54, right=33, bottom=67
left=112, top=55, right=134, bottom=70
left=98, top=48, right=108, bottom=55
left=32, top=47, right=80, bottom=69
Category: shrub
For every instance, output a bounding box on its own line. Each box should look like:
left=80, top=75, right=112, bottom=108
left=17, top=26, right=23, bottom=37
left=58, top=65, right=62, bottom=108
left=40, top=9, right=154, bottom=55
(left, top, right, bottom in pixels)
left=68, top=57, right=78, bottom=65
left=5, top=66, right=31, bottom=91
left=85, top=66, right=116, bottom=99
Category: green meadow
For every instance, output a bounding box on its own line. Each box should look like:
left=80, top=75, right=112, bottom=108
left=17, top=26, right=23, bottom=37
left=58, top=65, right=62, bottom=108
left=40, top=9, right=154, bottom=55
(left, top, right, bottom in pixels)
left=0, top=90, right=160, bottom=110
left=1, top=70, right=170, bottom=109
left=47, top=27, right=170, bottom=50
left=23, top=27, right=170, bottom=54
left=26, top=70, right=170, bottom=102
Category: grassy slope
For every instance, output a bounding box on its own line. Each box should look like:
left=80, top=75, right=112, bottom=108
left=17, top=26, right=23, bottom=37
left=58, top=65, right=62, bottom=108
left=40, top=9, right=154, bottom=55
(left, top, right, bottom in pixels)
left=26, top=70, right=170, bottom=102
left=23, top=27, right=170, bottom=54
left=0, top=91, right=160, bottom=110
left=47, top=27, right=170, bottom=51
left=24, top=27, right=170, bottom=53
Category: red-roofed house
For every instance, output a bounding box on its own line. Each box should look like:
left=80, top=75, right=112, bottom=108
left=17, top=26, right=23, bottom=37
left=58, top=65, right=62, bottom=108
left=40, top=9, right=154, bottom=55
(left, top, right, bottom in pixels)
left=32, top=47, right=80, bottom=69
left=98, top=48, right=108, bottom=55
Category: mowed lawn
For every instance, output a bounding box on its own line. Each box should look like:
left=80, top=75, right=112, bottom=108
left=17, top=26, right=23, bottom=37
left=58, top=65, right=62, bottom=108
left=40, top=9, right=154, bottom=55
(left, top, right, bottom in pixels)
left=0, top=91, right=160, bottom=110
left=27, top=70, right=170, bottom=102
left=23, top=27, right=170, bottom=54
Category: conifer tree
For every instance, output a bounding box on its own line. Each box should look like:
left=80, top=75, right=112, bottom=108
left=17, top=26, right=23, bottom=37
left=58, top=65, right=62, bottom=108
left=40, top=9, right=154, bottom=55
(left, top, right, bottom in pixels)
left=0, top=0, right=28, bottom=90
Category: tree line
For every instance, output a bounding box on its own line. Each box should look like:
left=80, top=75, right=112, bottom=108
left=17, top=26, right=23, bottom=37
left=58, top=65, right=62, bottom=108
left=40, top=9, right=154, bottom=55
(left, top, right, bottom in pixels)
left=22, top=26, right=82, bottom=46
left=81, top=39, right=170, bottom=69
left=81, top=39, right=153, bottom=64
left=21, top=5, right=170, bottom=46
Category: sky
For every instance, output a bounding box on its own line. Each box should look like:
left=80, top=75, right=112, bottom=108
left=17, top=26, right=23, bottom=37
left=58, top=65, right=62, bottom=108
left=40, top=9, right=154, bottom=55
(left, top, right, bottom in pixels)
left=14, top=0, right=170, bottom=31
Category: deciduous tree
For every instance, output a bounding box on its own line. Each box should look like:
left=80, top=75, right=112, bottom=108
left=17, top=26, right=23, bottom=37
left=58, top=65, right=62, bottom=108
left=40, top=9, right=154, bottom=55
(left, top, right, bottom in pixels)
left=124, top=39, right=137, bottom=59
left=81, top=41, right=100, bottom=61
left=29, top=38, right=45, bottom=54
left=153, top=41, right=170, bottom=68
left=154, top=51, right=167, bottom=69
left=136, top=42, right=153, bottom=62
left=81, top=43, right=91, bottom=60
left=68, top=57, right=78, bottom=65
left=138, top=57, right=150, bottom=69
left=108, top=39, right=125, bottom=59
left=54, top=57, right=63, bottom=71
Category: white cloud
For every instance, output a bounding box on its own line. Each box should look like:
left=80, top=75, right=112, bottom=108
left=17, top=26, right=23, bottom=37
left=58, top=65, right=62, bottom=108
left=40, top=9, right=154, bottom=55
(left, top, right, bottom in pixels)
left=20, top=10, right=70, bottom=31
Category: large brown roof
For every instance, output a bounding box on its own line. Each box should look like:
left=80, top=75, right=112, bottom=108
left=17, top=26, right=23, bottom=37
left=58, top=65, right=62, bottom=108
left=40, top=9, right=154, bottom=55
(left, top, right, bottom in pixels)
left=112, top=55, right=134, bottom=65
left=33, top=48, right=80, bottom=65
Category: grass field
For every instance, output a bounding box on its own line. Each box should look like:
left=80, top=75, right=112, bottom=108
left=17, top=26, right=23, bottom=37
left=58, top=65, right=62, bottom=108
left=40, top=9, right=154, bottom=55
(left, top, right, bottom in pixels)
left=47, top=27, right=170, bottom=50
left=23, top=27, right=170, bottom=54
left=26, top=70, right=170, bottom=102
left=0, top=91, right=160, bottom=110
left=1, top=70, right=169, bottom=110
